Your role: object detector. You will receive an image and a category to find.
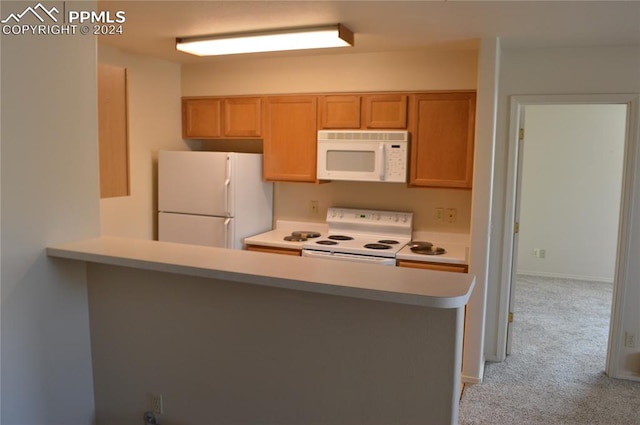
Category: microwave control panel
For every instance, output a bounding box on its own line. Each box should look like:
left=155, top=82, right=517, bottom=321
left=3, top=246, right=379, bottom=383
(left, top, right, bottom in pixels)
left=384, top=142, right=408, bottom=182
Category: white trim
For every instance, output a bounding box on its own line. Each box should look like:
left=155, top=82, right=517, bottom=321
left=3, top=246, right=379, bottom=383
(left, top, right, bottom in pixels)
left=461, top=374, right=483, bottom=385
left=466, top=36, right=501, bottom=384
left=516, top=271, right=614, bottom=284
left=499, top=93, right=640, bottom=380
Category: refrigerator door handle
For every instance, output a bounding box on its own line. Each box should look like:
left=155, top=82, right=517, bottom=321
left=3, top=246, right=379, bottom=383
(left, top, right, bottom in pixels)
left=224, top=178, right=231, bottom=215
left=224, top=156, right=232, bottom=216
left=224, top=218, right=232, bottom=248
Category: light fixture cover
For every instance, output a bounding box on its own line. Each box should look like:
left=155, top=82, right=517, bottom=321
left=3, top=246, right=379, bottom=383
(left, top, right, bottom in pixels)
left=176, top=24, right=354, bottom=56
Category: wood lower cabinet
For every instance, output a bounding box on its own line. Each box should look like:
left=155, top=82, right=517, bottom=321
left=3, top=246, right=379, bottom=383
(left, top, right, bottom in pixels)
left=263, top=96, right=318, bottom=182
left=409, top=92, right=476, bottom=188
left=246, top=245, right=301, bottom=256
left=182, top=98, right=221, bottom=138
left=396, top=260, right=468, bottom=273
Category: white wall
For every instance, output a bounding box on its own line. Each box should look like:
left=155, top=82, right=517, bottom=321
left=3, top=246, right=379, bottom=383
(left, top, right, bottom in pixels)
left=98, top=45, right=185, bottom=240
left=0, top=4, right=99, bottom=424
left=486, top=46, right=640, bottom=379
left=181, top=48, right=479, bottom=233
left=517, top=104, right=626, bottom=281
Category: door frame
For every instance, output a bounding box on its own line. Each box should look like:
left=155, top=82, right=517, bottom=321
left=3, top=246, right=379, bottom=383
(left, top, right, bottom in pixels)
left=497, top=94, right=639, bottom=377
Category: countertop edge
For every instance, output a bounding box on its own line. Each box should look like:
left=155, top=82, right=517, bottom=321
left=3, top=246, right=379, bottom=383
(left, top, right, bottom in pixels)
left=47, top=237, right=475, bottom=309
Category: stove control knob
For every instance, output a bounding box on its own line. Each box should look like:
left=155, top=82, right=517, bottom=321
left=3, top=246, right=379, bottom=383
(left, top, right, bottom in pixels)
left=393, top=215, right=399, bottom=222
left=374, top=213, right=380, bottom=220
left=402, top=215, right=408, bottom=223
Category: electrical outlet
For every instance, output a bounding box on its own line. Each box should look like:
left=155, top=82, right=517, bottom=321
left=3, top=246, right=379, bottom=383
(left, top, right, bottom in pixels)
left=151, top=393, right=163, bottom=414
left=625, top=332, right=637, bottom=348
left=533, top=249, right=546, bottom=259
left=435, top=208, right=444, bottom=223
left=310, top=200, right=319, bottom=214
left=445, top=208, right=457, bottom=224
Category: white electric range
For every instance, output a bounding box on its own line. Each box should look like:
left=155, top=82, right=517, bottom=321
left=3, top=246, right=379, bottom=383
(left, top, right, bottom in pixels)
left=301, top=208, right=413, bottom=266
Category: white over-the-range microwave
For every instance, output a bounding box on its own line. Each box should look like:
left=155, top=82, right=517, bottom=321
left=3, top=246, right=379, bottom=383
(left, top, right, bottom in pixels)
left=316, top=130, right=409, bottom=183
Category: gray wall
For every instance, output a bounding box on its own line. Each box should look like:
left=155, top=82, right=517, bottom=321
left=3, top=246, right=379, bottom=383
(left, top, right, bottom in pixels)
left=87, top=263, right=463, bottom=425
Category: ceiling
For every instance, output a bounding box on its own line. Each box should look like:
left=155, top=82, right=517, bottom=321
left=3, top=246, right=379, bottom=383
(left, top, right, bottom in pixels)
left=98, top=1, right=640, bottom=64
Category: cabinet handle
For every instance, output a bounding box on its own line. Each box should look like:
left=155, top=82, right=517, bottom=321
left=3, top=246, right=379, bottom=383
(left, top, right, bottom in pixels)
left=379, top=144, right=386, bottom=181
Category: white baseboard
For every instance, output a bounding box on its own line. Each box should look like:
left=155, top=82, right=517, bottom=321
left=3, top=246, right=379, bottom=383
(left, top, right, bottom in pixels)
left=516, top=270, right=613, bottom=283
left=461, top=374, right=482, bottom=384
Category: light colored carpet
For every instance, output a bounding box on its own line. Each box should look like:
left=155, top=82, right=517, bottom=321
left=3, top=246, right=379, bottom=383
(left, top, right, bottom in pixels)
left=459, top=275, right=640, bottom=425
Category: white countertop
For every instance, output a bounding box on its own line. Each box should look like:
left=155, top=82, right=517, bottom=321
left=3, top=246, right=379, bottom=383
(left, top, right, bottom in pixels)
left=244, top=220, right=328, bottom=250
left=396, top=231, right=469, bottom=265
left=47, top=236, right=475, bottom=309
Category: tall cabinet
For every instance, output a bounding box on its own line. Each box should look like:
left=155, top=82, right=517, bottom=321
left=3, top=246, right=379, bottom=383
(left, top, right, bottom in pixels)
left=262, top=96, right=318, bottom=182
left=409, top=92, right=476, bottom=189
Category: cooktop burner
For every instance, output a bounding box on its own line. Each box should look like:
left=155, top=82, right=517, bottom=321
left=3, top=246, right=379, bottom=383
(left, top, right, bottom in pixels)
left=364, top=243, right=393, bottom=250
left=378, top=239, right=399, bottom=245
left=292, top=231, right=321, bottom=239
left=316, top=240, right=338, bottom=245
left=300, top=208, right=414, bottom=259
left=328, top=235, right=354, bottom=241
left=284, top=235, right=306, bottom=242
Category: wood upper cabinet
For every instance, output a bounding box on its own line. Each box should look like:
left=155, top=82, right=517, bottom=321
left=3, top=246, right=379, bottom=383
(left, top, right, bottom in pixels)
left=222, top=97, right=262, bottom=137
left=182, top=97, right=262, bottom=139
left=263, top=96, right=318, bottom=182
left=318, top=95, right=361, bottom=129
left=182, top=98, right=221, bottom=138
left=318, top=94, right=408, bottom=129
left=409, top=92, right=476, bottom=189
left=363, top=94, right=408, bottom=129
left=98, top=63, right=130, bottom=199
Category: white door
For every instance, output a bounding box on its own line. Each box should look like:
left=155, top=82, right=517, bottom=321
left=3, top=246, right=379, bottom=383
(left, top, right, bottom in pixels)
left=158, top=212, right=233, bottom=248
left=158, top=151, right=230, bottom=216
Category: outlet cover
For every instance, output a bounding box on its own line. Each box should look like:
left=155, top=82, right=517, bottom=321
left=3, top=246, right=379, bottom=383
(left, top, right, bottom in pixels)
left=625, top=332, right=637, bottom=348
left=151, top=393, right=163, bottom=414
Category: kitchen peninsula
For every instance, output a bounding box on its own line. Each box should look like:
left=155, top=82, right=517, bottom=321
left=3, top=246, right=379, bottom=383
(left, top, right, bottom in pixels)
left=48, top=237, right=475, bottom=425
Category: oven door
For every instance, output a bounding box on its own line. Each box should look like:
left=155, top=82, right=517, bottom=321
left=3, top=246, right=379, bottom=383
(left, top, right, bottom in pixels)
left=302, top=249, right=396, bottom=266
left=317, top=140, right=384, bottom=182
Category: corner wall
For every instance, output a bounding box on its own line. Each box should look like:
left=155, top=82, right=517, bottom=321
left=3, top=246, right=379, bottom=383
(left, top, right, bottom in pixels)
left=487, top=46, right=640, bottom=379
left=0, top=3, right=100, bottom=423
left=98, top=45, right=184, bottom=240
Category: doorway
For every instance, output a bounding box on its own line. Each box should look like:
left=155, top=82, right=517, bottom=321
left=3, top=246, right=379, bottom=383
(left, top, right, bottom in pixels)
left=508, top=104, right=626, bottom=361
left=498, top=94, right=639, bottom=378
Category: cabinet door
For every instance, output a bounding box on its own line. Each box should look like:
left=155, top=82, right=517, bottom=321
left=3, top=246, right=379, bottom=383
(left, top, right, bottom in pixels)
left=223, top=97, right=262, bottom=137
left=98, top=63, right=129, bottom=198
left=182, top=98, right=221, bottom=138
left=396, top=260, right=468, bottom=273
left=410, top=92, right=476, bottom=188
left=362, top=94, right=408, bottom=129
left=246, top=245, right=301, bottom=256
left=318, top=95, right=361, bottom=129
left=263, top=96, right=318, bottom=182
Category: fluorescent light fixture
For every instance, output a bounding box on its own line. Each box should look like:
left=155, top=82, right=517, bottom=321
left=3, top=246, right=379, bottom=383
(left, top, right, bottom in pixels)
left=176, top=24, right=354, bottom=56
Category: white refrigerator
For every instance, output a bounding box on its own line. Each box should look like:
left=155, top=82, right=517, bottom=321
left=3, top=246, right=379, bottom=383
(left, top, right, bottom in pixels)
left=158, top=151, right=273, bottom=249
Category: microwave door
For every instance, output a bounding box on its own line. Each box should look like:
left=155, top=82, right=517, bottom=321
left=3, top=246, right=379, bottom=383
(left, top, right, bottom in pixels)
left=318, top=143, right=380, bottom=181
